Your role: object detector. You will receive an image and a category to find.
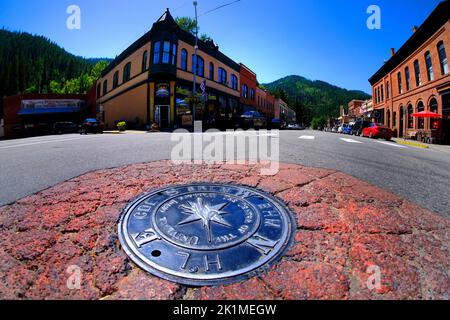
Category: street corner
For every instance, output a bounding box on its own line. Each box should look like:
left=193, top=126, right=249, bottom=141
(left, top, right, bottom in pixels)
left=0, top=160, right=449, bottom=300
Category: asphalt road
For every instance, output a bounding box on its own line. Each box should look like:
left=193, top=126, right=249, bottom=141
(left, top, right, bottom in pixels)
left=0, top=130, right=449, bottom=218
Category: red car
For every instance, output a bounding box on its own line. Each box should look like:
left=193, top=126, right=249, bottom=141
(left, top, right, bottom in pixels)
left=362, top=123, right=393, bottom=140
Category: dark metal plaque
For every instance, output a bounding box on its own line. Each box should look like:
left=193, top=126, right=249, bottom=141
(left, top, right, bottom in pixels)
left=118, top=184, right=296, bottom=286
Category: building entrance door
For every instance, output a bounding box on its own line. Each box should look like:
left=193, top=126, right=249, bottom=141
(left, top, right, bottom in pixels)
left=156, top=105, right=170, bottom=129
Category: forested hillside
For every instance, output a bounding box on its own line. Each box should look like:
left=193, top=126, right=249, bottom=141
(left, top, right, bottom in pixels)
left=0, top=29, right=110, bottom=117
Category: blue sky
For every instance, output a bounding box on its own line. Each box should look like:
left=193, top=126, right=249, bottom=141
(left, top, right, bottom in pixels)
left=0, top=0, right=443, bottom=94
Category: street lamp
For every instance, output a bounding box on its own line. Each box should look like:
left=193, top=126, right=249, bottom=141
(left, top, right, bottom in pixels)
left=192, top=1, right=199, bottom=128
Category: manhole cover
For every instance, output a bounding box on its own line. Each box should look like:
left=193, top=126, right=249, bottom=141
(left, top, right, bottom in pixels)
left=118, top=183, right=296, bottom=286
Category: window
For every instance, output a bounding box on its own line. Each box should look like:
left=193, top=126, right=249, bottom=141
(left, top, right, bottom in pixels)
left=414, top=60, right=421, bottom=87
left=231, top=75, right=238, bottom=90
left=172, top=44, right=177, bottom=66
left=181, top=49, right=187, bottom=71
left=407, top=105, right=413, bottom=128
left=142, top=51, right=148, bottom=72
left=113, top=71, right=119, bottom=89
left=162, top=41, right=170, bottom=64
left=209, top=62, right=214, bottom=80
left=405, top=67, right=410, bottom=91
left=192, top=55, right=204, bottom=77
left=153, top=41, right=160, bottom=64
left=386, top=81, right=390, bottom=99
left=97, top=83, right=101, bottom=98
left=393, top=111, right=396, bottom=127
left=397, top=72, right=403, bottom=94
left=381, top=84, right=384, bottom=102
left=417, top=101, right=425, bottom=129
left=103, top=80, right=108, bottom=96
left=242, top=84, right=248, bottom=98
left=438, top=41, right=448, bottom=75
left=250, top=88, right=255, bottom=100
left=425, top=51, right=434, bottom=81
left=218, top=67, right=227, bottom=84
left=123, top=62, right=131, bottom=83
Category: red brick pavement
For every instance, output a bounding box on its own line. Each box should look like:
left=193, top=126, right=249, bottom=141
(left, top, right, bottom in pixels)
left=0, top=161, right=448, bottom=300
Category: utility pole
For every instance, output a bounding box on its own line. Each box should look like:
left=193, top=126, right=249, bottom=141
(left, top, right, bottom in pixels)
left=192, top=0, right=199, bottom=128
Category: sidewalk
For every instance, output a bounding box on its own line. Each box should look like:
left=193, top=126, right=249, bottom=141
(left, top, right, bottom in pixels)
left=393, top=138, right=450, bottom=153
left=0, top=161, right=448, bottom=300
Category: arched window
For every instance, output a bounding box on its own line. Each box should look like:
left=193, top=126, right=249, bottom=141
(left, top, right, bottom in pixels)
left=250, top=88, right=255, bottom=100
left=231, top=75, right=238, bottom=90
left=192, top=55, right=204, bottom=77
left=103, top=80, right=108, bottom=96
left=181, top=49, right=187, bottom=71
left=417, top=101, right=425, bottom=129
left=414, top=60, right=421, bottom=87
left=123, top=62, right=131, bottom=83
left=405, top=67, right=411, bottom=91
left=153, top=41, right=161, bottom=64
left=218, top=67, right=227, bottom=84
left=425, top=51, right=434, bottom=81
left=430, top=98, right=439, bottom=129
left=113, top=71, right=119, bottom=89
left=209, top=62, right=214, bottom=80
left=437, top=41, right=448, bottom=75
left=407, top=104, right=413, bottom=129
left=142, top=51, right=148, bottom=72
left=242, top=84, right=248, bottom=98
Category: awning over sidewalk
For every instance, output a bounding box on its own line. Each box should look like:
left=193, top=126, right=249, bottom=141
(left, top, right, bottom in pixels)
left=18, top=107, right=82, bottom=116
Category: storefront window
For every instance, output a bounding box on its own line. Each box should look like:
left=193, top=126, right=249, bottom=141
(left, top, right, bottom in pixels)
left=430, top=98, right=439, bottom=129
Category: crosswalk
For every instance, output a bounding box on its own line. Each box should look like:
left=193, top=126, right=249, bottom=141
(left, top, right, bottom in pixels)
left=298, top=134, right=410, bottom=149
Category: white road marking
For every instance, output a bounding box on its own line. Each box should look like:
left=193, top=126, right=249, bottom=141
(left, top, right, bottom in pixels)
left=0, top=137, right=87, bottom=150
left=340, top=138, right=363, bottom=144
left=299, top=135, right=315, bottom=140
left=376, top=140, right=407, bottom=148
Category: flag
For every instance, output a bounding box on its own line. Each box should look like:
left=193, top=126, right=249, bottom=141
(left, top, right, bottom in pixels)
left=200, top=80, right=206, bottom=94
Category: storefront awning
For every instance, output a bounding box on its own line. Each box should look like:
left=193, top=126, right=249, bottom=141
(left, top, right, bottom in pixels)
left=18, top=107, right=82, bottom=116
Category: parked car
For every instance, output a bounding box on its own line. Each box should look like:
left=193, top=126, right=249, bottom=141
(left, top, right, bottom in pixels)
left=337, top=125, right=344, bottom=134
left=342, top=124, right=353, bottom=135
left=80, top=118, right=104, bottom=134
left=362, top=123, right=393, bottom=140
left=240, top=111, right=267, bottom=129
left=287, top=124, right=305, bottom=130
left=331, top=125, right=340, bottom=133
left=53, top=122, right=78, bottom=134
left=351, top=119, right=372, bottom=136
left=270, top=118, right=282, bottom=129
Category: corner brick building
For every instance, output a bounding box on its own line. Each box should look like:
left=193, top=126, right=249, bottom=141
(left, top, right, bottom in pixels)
left=369, top=1, right=450, bottom=143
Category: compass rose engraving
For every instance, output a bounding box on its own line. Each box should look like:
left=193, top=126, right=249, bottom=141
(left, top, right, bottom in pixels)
left=178, top=198, right=232, bottom=243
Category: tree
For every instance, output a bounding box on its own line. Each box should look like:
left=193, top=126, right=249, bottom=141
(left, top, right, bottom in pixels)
left=175, top=17, right=198, bottom=35
left=175, top=16, right=214, bottom=44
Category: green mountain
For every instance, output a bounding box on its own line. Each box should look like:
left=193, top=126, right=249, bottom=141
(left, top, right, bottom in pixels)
left=264, top=75, right=371, bottom=122
left=0, top=29, right=110, bottom=117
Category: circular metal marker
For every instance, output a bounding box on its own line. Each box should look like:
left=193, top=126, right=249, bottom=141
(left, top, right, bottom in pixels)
left=118, top=183, right=296, bottom=286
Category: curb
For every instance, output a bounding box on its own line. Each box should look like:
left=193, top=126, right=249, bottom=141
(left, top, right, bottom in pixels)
left=394, top=139, right=430, bottom=149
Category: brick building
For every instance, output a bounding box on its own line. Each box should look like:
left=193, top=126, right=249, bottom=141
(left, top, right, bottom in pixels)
left=369, top=1, right=450, bottom=143
left=2, top=90, right=96, bottom=139
left=96, top=9, right=241, bottom=130
left=347, top=100, right=365, bottom=119
left=255, top=86, right=275, bottom=120
left=239, top=64, right=257, bottom=112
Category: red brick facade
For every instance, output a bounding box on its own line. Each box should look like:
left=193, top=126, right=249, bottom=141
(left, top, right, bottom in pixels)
left=255, top=86, right=275, bottom=119
left=239, top=64, right=257, bottom=109
left=3, top=93, right=92, bottom=138
left=369, top=2, right=450, bottom=143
